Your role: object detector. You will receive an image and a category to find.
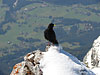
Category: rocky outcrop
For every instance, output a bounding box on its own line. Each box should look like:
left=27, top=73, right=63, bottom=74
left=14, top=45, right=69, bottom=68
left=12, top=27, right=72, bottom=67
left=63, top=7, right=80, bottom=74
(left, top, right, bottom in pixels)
left=83, top=36, right=100, bottom=75
left=10, top=50, right=43, bottom=75
left=83, top=36, right=100, bottom=68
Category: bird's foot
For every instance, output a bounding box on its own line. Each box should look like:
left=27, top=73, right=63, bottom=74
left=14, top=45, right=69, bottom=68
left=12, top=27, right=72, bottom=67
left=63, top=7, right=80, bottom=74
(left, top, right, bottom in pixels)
left=45, top=42, right=51, bottom=46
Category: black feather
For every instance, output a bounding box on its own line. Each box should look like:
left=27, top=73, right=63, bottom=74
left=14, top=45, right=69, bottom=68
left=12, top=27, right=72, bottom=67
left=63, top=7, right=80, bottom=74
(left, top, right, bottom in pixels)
left=44, top=23, right=58, bottom=45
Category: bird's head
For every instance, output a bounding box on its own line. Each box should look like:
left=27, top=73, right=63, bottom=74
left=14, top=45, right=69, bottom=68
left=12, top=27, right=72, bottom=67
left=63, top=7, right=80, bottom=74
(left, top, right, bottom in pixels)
left=48, top=23, right=56, bottom=29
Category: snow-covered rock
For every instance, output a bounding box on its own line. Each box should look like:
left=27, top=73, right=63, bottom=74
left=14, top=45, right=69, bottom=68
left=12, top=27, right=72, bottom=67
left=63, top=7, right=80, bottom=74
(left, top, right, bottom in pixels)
left=11, top=45, right=94, bottom=75
left=83, top=36, right=100, bottom=75
left=40, top=45, right=94, bottom=75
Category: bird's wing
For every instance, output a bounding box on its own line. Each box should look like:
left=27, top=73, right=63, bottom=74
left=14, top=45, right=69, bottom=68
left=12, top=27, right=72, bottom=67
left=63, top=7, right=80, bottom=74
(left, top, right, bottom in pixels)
left=44, top=30, right=48, bottom=40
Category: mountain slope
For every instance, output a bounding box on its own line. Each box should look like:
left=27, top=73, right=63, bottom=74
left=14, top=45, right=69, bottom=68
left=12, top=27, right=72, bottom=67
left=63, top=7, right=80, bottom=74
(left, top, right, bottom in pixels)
left=11, top=45, right=94, bottom=75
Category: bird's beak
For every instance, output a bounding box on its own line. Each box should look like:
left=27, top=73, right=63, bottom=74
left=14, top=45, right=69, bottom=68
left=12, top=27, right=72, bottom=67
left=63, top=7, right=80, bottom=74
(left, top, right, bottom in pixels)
left=54, top=24, right=56, bottom=26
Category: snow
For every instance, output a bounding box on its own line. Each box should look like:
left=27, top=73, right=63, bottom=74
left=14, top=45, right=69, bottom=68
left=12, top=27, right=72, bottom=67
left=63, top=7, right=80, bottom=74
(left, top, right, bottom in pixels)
left=92, top=68, right=100, bottom=75
left=84, top=49, right=93, bottom=68
left=40, top=45, right=94, bottom=75
left=83, top=36, right=100, bottom=75
left=28, top=54, right=34, bottom=59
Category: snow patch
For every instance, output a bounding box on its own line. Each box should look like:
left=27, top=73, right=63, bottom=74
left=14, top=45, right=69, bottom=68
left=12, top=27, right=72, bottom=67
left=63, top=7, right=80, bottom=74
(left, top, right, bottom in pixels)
left=40, top=45, right=94, bottom=75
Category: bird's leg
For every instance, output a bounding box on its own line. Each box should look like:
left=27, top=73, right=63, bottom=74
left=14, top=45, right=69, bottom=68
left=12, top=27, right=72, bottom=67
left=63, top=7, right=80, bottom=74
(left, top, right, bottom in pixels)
left=46, top=42, right=50, bottom=46
left=45, top=42, right=51, bottom=51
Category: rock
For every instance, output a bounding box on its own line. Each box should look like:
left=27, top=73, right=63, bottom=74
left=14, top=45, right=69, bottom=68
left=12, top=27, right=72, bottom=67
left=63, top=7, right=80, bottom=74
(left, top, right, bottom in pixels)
left=83, top=36, right=100, bottom=68
left=10, top=50, right=43, bottom=75
left=83, top=36, right=100, bottom=75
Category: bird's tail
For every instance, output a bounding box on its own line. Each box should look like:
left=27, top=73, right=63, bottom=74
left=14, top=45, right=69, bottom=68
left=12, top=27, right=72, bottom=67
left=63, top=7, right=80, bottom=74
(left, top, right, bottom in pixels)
left=53, top=40, right=59, bottom=45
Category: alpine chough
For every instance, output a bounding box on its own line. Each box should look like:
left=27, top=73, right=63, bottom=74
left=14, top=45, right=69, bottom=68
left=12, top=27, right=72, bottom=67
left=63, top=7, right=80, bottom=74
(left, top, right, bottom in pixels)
left=44, top=23, right=58, bottom=45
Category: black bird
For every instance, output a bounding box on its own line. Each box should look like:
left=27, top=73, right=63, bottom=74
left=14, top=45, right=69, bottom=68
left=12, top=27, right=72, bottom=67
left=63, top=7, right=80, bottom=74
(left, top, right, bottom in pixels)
left=44, top=23, right=58, bottom=45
